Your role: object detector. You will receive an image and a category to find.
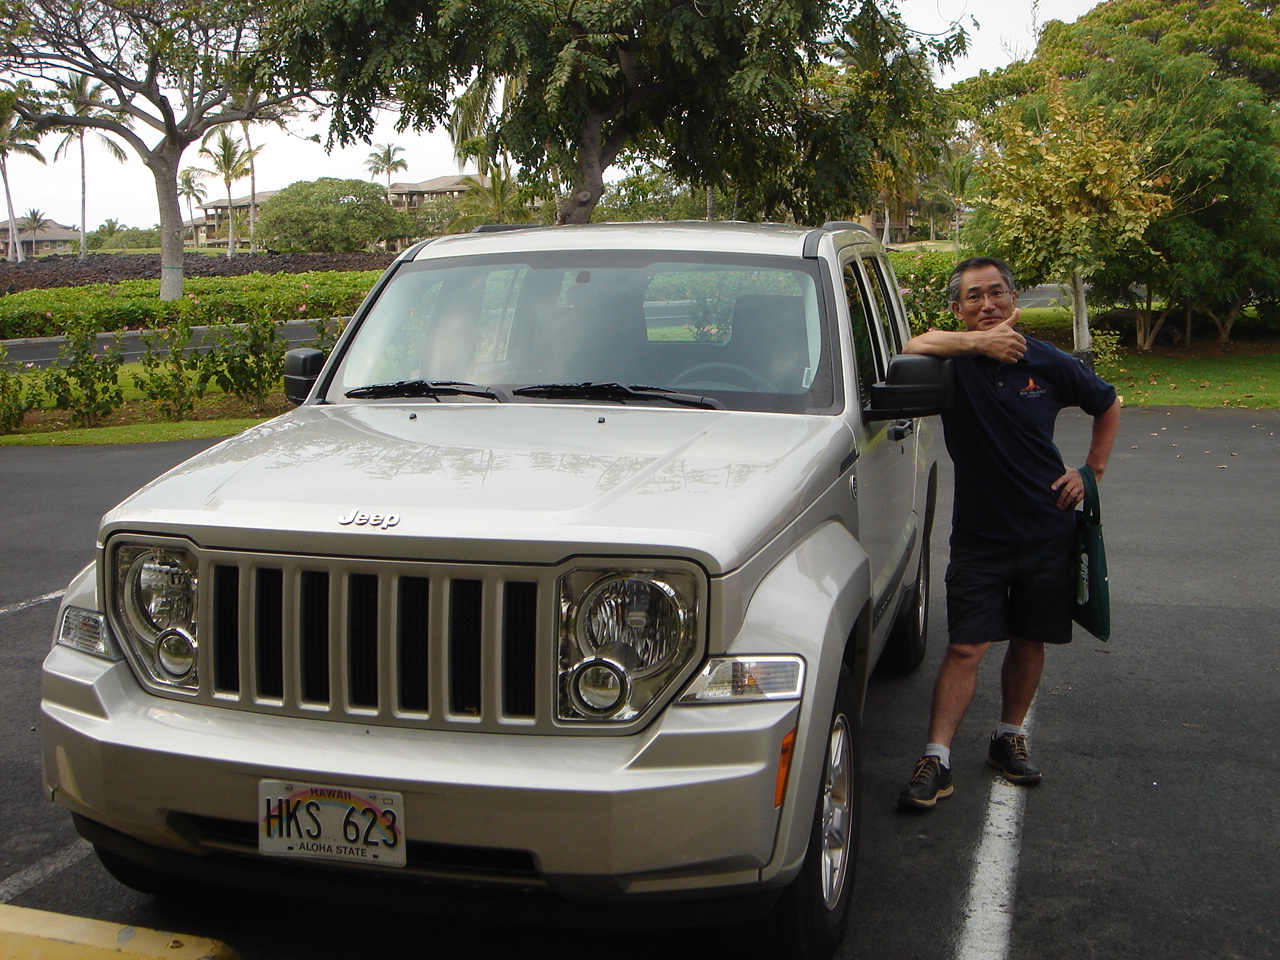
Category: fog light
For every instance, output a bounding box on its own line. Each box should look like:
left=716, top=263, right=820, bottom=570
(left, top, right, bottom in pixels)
left=572, top=659, right=628, bottom=715
left=156, top=629, right=197, bottom=682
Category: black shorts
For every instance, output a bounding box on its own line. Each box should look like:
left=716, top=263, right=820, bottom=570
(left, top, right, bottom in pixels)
left=945, top=530, right=1076, bottom=646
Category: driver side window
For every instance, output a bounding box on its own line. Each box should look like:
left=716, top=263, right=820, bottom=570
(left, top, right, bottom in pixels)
left=842, top=262, right=878, bottom=408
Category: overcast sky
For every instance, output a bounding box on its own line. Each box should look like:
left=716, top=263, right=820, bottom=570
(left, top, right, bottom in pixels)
left=7, top=0, right=1101, bottom=232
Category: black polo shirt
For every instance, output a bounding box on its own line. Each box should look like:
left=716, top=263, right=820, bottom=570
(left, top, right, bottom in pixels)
left=942, top=335, right=1116, bottom=542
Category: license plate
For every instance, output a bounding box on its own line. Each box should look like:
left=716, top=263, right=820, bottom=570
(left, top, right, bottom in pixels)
left=258, top=780, right=406, bottom=867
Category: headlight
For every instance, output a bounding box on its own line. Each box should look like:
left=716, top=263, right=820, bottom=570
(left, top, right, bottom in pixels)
left=559, top=568, right=701, bottom=722
left=110, top=541, right=200, bottom=690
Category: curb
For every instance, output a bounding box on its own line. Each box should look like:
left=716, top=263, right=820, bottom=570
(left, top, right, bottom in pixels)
left=0, top=904, right=239, bottom=959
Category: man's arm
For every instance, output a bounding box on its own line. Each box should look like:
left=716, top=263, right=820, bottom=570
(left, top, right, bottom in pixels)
left=903, top=315, right=1026, bottom=364
left=1051, top=398, right=1121, bottom=509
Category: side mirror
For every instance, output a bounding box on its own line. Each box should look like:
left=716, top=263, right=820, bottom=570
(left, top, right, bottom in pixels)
left=864, top=354, right=954, bottom=421
left=284, top=347, right=326, bottom=405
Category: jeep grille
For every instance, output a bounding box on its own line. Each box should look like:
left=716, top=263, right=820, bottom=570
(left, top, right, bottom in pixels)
left=203, top=553, right=549, bottom=732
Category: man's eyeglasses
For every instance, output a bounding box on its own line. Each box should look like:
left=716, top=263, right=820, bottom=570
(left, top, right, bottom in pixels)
left=959, top=287, right=1013, bottom=304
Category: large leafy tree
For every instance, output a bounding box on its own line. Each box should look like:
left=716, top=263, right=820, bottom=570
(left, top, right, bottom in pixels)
left=270, top=0, right=963, bottom=224
left=974, top=81, right=1171, bottom=352
left=256, top=178, right=402, bottom=252
left=1072, top=33, right=1280, bottom=348
left=962, top=9, right=1280, bottom=350
left=0, top=0, right=317, bottom=297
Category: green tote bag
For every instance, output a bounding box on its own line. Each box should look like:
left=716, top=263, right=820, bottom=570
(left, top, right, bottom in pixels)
left=1073, top=464, right=1110, bottom=642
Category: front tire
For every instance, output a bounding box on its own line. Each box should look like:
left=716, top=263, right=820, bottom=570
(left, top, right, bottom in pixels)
left=772, top=664, right=860, bottom=960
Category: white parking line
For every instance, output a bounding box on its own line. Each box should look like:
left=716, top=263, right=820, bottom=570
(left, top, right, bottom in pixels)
left=955, top=707, right=1036, bottom=960
left=0, top=841, right=92, bottom=903
left=0, top=591, right=63, bottom=617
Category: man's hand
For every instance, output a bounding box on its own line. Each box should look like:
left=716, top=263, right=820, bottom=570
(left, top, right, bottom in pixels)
left=978, top=314, right=1026, bottom=364
left=1051, top=467, right=1085, bottom=511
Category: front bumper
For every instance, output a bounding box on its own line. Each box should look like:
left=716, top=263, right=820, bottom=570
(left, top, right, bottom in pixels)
left=42, top=646, right=801, bottom=904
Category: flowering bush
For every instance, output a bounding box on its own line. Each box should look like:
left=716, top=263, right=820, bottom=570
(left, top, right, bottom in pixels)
left=0, top=346, right=36, bottom=433
left=887, top=250, right=964, bottom=333
left=41, top=318, right=125, bottom=427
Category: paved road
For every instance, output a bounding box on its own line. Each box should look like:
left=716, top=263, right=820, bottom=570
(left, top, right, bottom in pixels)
left=1, top=319, right=326, bottom=370
left=1, top=406, right=1277, bottom=959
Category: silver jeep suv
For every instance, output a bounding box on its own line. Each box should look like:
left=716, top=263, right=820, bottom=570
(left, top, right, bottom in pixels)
left=42, top=221, right=950, bottom=958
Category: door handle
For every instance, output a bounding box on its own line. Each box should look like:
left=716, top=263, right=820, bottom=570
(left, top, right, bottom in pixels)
left=888, top=420, right=914, bottom=442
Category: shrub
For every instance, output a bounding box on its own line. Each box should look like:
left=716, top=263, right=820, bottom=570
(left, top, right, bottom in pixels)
left=0, top=345, right=37, bottom=433
left=888, top=250, right=962, bottom=333
left=133, top=319, right=207, bottom=421
left=202, top=314, right=286, bottom=414
left=0, top=271, right=381, bottom=339
left=42, top=318, right=125, bottom=427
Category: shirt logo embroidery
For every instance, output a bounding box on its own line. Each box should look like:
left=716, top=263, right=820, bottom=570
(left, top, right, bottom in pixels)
left=1020, top=376, right=1048, bottom=399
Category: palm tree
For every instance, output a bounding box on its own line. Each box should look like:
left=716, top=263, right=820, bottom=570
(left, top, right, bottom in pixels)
left=23, top=209, right=50, bottom=232
left=365, top=143, right=408, bottom=201
left=448, top=162, right=530, bottom=232
left=52, top=75, right=128, bottom=260
left=178, top=168, right=208, bottom=246
left=197, top=129, right=260, bottom=259
left=0, top=107, right=45, bottom=263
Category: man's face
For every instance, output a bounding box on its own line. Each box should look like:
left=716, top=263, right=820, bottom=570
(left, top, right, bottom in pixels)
left=951, top=265, right=1018, bottom=332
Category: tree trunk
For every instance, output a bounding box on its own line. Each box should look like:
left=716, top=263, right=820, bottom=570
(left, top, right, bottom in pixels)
left=706, top=186, right=716, bottom=221
left=78, top=134, right=88, bottom=260
left=881, top=202, right=891, bottom=245
left=1070, top=267, right=1091, bottom=352
left=147, top=149, right=186, bottom=301
left=556, top=107, right=622, bottom=224
left=224, top=178, right=236, bottom=259
left=244, top=123, right=258, bottom=255
left=2, top=157, right=24, bottom=263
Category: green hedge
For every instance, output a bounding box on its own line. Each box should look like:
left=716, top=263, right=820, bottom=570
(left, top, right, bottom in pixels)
left=0, top=271, right=383, bottom=340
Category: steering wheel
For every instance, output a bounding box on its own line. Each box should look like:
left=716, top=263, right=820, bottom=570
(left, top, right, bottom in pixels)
left=671, top=362, right=777, bottom=393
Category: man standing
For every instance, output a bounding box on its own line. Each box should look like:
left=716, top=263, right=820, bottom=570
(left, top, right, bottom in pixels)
left=897, top=257, right=1120, bottom=810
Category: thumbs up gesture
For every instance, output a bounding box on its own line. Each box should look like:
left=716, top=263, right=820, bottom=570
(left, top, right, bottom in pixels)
left=981, top=312, right=1026, bottom=364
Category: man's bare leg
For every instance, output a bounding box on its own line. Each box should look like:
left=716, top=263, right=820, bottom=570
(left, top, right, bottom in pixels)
left=1000, top=636, right=1045, bottom=726
left=926, top=641, right=990, bottom=748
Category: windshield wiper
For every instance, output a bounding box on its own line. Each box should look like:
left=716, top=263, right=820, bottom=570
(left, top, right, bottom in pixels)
left=345, top=380, right=506, bottom=402
left=511, top=382, right=724, bottom=410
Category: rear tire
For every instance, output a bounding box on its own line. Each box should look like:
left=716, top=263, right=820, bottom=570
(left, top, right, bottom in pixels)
left=877, top=535, right=930, bottom=675
left=772, top=665, right=860, bottom=960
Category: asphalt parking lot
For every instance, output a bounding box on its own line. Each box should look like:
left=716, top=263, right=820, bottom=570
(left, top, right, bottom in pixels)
left=1, top=404, right=1276, bottom=959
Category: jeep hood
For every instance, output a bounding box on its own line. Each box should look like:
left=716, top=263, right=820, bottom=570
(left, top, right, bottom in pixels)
left=101, top=403, right=853, bottom=573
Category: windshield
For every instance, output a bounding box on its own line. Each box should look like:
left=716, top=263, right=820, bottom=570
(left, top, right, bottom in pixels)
left=333, top=249, right=836, bottom=413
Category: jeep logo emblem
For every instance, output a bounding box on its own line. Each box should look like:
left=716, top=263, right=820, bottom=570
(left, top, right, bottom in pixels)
left=338, top=509, right=400, bottom=530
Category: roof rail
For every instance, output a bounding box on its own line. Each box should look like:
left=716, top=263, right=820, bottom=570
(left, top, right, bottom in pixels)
left=821, top=221, right=872, bottom=235
left=469, top=223, right=544, bottom=234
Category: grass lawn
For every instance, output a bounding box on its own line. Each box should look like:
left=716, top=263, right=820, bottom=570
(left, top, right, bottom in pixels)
left=1102, top=350, right=1280, bottom=408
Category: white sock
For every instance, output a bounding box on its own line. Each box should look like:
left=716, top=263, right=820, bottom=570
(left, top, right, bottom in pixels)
left=923, top=743, right=951, bottom=768
left=994, top=722, right=1025, bottom=739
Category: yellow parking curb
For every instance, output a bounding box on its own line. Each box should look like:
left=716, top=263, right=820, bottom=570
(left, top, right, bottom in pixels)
left=0, top=904, right=238, bottom=959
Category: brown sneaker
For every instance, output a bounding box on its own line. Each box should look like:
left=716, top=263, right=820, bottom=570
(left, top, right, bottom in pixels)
left=987, top=732, right=1042, bottom=784
left=897, top=755, right=954, bottom=809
